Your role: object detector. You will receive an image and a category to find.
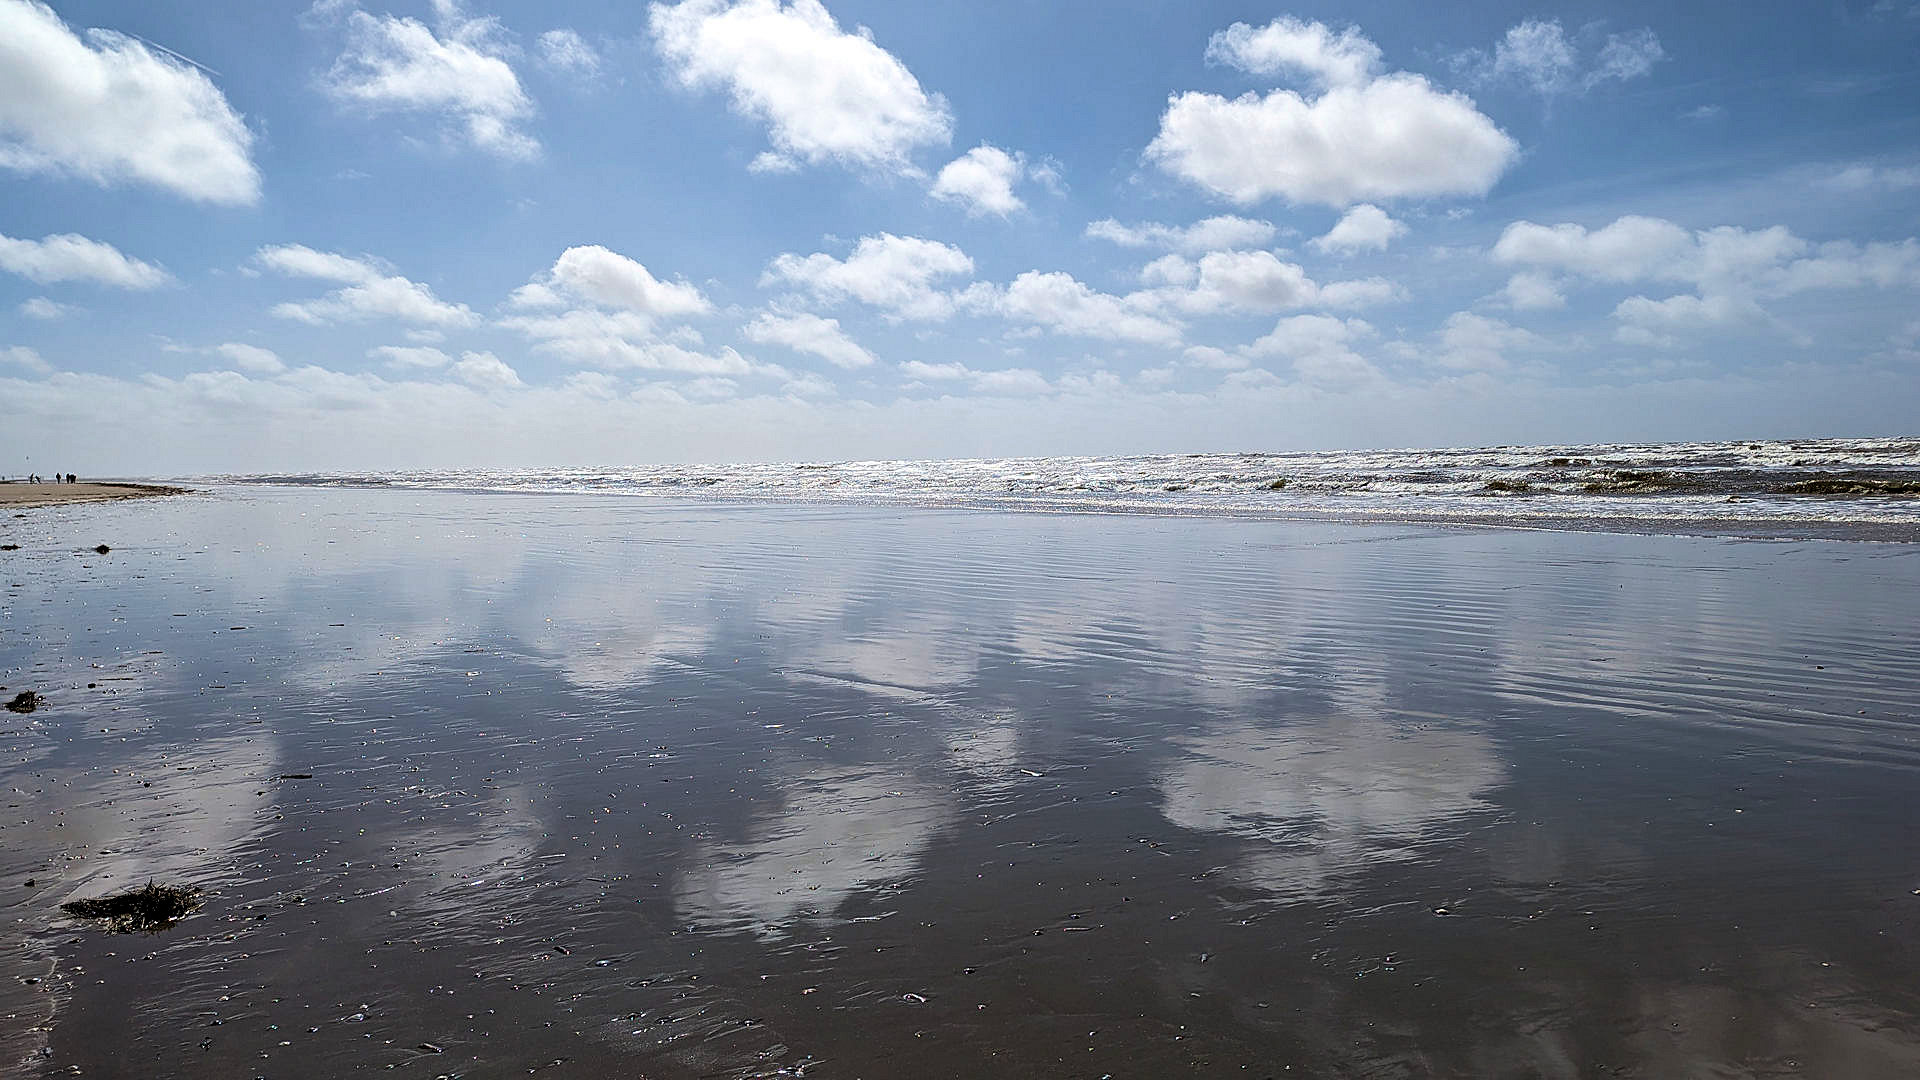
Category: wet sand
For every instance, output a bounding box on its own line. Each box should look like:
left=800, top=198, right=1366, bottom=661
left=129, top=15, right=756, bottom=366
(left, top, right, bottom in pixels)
left=0, top=483, right=187, bottom=509
left=3, top=487, right=1919, bottom=1077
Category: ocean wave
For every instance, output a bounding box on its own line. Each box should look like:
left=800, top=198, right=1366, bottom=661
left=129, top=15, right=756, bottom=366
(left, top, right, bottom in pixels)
left=200, top=437, right=1920, bottom=533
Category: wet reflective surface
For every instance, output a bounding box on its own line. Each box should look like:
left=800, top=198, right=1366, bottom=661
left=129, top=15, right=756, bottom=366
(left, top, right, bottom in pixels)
left=3, top=488, right=1919, bottom=1077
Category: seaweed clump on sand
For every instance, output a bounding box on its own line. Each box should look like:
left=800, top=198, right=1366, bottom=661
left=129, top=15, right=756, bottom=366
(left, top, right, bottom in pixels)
left=60, top=881, right=203, bottom=933
left=5, top=691, right=38, bottom=713
left=1264, top=477, right=1291, bottom=490
left=1580, top=469, right=1694, bottom=494
left=1781, top=475, right=1920, bottom=496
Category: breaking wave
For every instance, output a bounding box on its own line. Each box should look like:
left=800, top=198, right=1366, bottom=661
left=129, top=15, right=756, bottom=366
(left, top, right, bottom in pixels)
left=207, top=436, right=1920, bottom=535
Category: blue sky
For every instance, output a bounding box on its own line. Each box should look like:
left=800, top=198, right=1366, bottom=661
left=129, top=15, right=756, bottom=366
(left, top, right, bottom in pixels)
left=2, top=0, right=1918, bottom=472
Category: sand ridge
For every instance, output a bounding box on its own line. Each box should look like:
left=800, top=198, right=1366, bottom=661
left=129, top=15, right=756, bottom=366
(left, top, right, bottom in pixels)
left=0, top=482, right=188, bottom=508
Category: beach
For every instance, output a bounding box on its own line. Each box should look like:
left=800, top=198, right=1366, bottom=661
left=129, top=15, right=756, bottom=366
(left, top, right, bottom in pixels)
left=3, top=486, right=1919, bottom=1077
left=5, top=0, right=1912, bottom=1071
left=0, top=483, right=187, bottom=509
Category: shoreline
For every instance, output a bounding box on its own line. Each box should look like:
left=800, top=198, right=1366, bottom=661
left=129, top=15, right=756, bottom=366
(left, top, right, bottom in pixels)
left=0, top=482, right=189, bottom=509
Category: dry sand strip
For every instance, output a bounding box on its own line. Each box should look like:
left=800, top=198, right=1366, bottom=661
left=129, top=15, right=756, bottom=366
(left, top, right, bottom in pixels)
left=0, top=482, right=189, bottom=508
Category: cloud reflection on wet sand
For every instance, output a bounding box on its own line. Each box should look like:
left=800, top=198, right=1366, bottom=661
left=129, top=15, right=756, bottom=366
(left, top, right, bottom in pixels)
left=2, top=489, right=1917, bottom=1076
left=1159, top=713, right=1503, bottom=897
left=676, top=767, right=950, bottom=937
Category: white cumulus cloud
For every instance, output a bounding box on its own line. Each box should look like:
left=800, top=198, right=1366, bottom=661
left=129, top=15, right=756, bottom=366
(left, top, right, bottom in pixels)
left=1613, top=293, right=1767, bottom=348
left=256, top=243, right=478, bottom=327
left=1311, top=204, right=1407, bottom=254
left=1139, top=254, right=1197, bottom=288
left=1241, top=314, right=1379, bottom=384
left=898, top=359, right=1050, bottom=395
left=1767, top=238, right=1920, bottom=294
left=1495, top=214, right=1920, bottom=345
left=1132, top=251, right=1402, bottom=316
left=1495, top=271, right=1566, bottom=311
left=0, top=231, right=171, bottom=288
left=253, top=243, right=377, bottom=282
left=1149, top=17, right=1517, bottom=207
left=451, top=349, right=523, bottom=388
left=976, top=271, right=1182, bottom=346
left=745, top=311, right=875, bottom=369
left=1316, top=276, right=1404, bottom=309
left=370, top=344, right=451, bottom=368
left=650, top=0, right=951, bottom=175
left=1085, top=215, right=1279, bottom=255
left=1, top=345, right=52, bottom=373
left=1492, top=216, right=1696, bottom=282
left=1181, top=345, right=1249, bottom=371
left=931, top=144, right=1034, bottom=217
left=764, top=233, right=973, bottom=321
left=0, top=0, right=259, bottom=203
left=320, top=0, right=538, bottom=159
left=1204, top=16, right=1382, bottom=89
left=897, top=359, right=968, bottom=380
left=502, top=307, right=755, bottom=374
left=497, top=255, right=753, bottom=378
left=1493, top=216, right=1855, bottom=295
left=515, top=245, right=712, bottom=319
left=1432, top=312, right=1541, bottom=370
left=1132, top=250, right=1315, bottom=316
left=215, top=343, right=285, bottom=374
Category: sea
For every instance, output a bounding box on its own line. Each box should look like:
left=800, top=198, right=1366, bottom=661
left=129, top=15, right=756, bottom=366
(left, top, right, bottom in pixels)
left=207, top=436, right=1920, bottom=538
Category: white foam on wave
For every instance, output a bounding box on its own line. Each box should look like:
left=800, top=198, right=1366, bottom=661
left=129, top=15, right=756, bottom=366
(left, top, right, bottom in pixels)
left=205, top=437, right=1920, bottom=530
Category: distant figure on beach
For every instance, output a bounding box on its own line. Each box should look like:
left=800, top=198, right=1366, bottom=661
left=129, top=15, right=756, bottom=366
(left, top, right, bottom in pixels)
left=66, top=473, right=75, bottom=484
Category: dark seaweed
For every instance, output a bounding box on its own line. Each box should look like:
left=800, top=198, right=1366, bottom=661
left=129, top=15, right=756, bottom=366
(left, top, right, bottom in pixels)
left=60, top=881, right=203, bottom=933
